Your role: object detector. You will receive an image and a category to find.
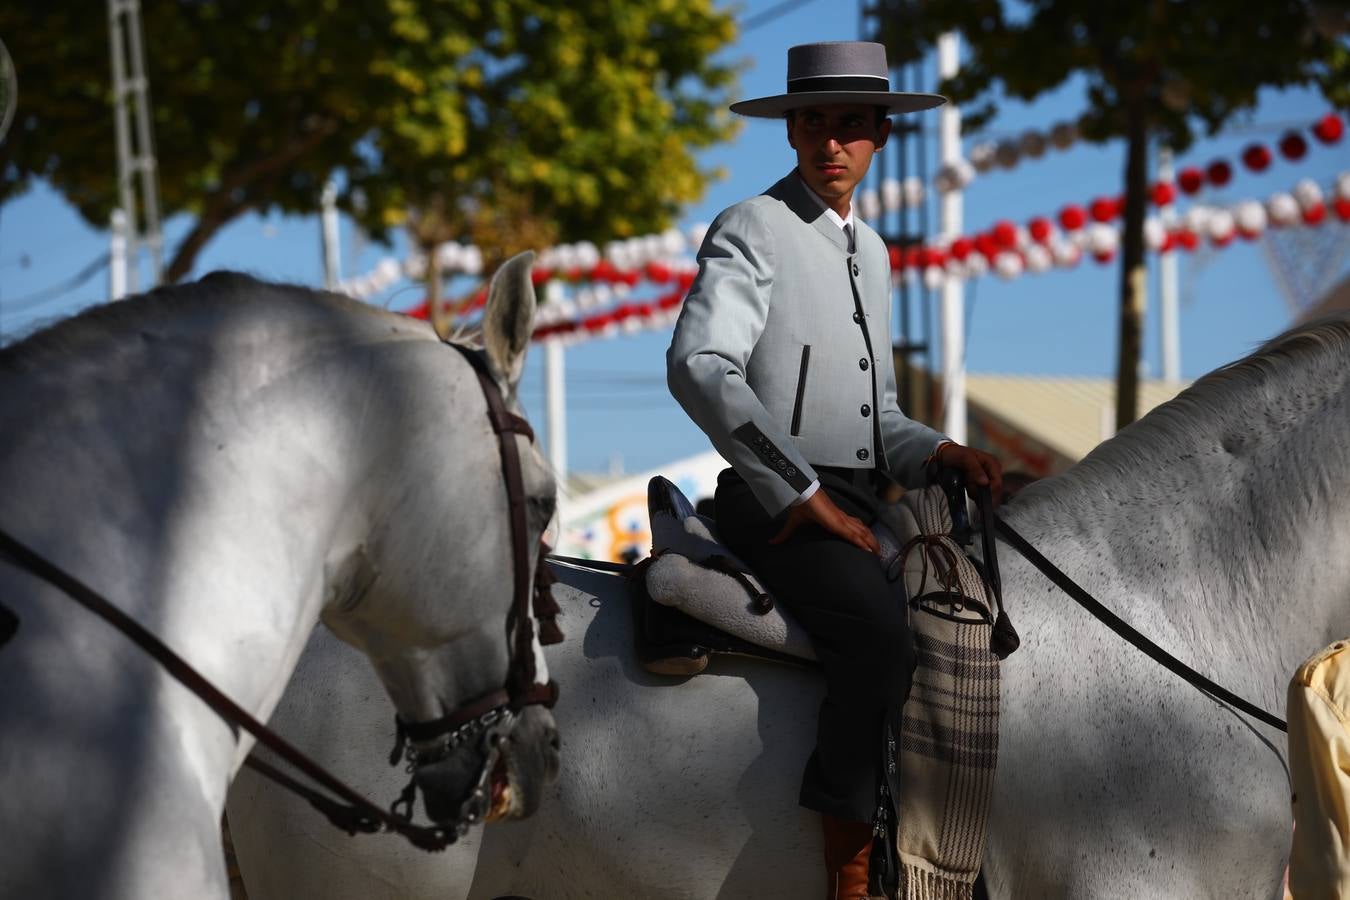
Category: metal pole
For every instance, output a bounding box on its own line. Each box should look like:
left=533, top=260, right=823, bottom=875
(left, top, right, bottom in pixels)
left=108, top=0, right=138, bottom=293
left=937, top=32, right=966, bottom=444
left=320, top=180, right=341, bottom=290
left=543, top=280, right=568, bottom=482
left=123, top=0, right=162, bottom=284
left=1158, top=146, right=1181, bottom=383
left=110, top=209, right=129, bottom=300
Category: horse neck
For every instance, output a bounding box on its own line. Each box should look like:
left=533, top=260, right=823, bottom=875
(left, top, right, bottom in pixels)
left=1000, top=347, right=1350, bottom=687
left=0, top=298, right=418, bottom=733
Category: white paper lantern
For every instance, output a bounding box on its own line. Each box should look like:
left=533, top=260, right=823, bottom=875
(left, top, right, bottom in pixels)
left=903, top=176, right=925, bottom=206
left=1143, top=217, right=1166, bottom=251
left=462, top=245, right=483, bottom=276
left=881, top=178, right=901, bottom=211
left=1052, top=239, right=1082, bottom=268
left=955, top=159, right=976, bottom=188
left=969, top=142, right=997, bottom=173
left=1336, top=172, right=1350, bottom=202
left=643, top=234, right=665, bottom=262
left=934, top=164, right=962, bottom=194
left=1183, top=205, right=1212, bottom=235
left=687, top=222, right=710, bottom=249
left=1014, top=224, right=1032, bottom=250
left=435, top=242, right=462, bottom=270
left=1206, top=209, right=1235, bottom=241
left=574, top=287, right=596, bottom=310
left=992, top=251, right=1022, bottom=280
left=965, top=253, right=990, bottom=277
left=1019, top=129, right=1048, bottom=159
left=858, top=188, right=881, bottom=220
left=1049, top=121, right=1079, bottom=150
left=1234, top=200, right=1267, bottom=235
left=575, top=241, right=601, bottom=270
left=661, top=228, right=686, bottom=257
left=944, top=257, right=967, bottom=279
left=1024, top=243, right=1053, bottom=273
left=994, top=140, right=1020, bottom=170
left=403, top=253, right=427, bottom=280
left=1266, top=192, right=1300, bottom=226
left=1293, top=178, right=1324, bottom=211
left=923, top=265, right=946, bottom=290
left=603, top=240, right=626, bottom=265
left=1087, top=223, right=1118, bottom=256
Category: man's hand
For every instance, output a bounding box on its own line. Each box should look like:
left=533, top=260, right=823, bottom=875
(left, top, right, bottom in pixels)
left=936, top=442, right=1004, bottom=502
left=769, top=489, right=880, bottom=555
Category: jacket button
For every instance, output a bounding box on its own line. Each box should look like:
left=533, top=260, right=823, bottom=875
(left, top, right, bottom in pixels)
left=852, top=311, right=862, bottom=324
left=859, top=358, right=869, bottom=371
left=857, top=448, right=870, bottom=461
left=860, top=404, right=871, bottom=418
left=851, top=263, right=860, bottom=276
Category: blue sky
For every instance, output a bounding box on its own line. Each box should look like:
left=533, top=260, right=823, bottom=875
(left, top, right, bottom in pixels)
left=2, top=1, right=1347, bottom=477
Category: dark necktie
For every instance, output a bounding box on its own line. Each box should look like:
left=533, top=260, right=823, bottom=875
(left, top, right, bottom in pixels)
left=843, top=222, right=855, bottom=254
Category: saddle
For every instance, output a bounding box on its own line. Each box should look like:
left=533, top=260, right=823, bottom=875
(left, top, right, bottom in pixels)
left=634, top=475, right=1003, bottom=900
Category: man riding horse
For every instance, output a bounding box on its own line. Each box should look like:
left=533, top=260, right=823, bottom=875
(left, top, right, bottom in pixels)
left=667, top=41, right=1003, bottom=900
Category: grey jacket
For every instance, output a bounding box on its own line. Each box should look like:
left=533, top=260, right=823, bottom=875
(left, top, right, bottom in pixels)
left=668, top=171, right=947, bottom=516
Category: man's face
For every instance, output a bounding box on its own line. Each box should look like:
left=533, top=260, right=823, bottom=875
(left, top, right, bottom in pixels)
left=786, top=104, right=891, bottom=211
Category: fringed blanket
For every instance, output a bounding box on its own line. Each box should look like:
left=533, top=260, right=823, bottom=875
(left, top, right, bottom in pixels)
left=892, top=487, right=1001, bottom=900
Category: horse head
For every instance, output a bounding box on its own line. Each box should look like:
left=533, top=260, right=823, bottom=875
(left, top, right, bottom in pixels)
left=320, top=251, right=561, bottom=836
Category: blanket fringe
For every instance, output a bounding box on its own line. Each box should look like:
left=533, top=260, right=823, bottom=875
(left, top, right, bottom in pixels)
left=903, top=864, right=973, bottom=900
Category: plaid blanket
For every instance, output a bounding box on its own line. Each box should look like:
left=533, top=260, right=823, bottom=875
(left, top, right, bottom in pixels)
left=891, top=487, right=1001, bottom=900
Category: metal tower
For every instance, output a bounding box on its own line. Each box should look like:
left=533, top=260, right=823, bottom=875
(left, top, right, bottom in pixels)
left=108, top=0, right=163, bottom=294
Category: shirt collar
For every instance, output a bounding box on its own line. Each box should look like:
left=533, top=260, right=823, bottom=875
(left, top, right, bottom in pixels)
left=796, top=172, right=855, bottom=234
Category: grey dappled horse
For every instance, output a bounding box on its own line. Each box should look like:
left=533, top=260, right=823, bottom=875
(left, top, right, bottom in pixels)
left=0, top=254, right=559, bottom=900
left=229, top=317, right=1350, bottom=898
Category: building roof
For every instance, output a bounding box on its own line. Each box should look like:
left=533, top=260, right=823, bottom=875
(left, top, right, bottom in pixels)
left=964, top=373, right=1189, bottom=464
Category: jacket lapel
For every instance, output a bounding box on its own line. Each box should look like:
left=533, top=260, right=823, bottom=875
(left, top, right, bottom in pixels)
left=767, top=172, right=849, bottom=254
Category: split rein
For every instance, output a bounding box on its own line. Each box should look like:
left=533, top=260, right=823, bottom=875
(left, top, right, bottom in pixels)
left=0, top=340, right=564, bottom=852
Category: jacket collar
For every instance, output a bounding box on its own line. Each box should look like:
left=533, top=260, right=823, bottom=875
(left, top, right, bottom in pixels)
left=765, top=170, right=850, bottom=254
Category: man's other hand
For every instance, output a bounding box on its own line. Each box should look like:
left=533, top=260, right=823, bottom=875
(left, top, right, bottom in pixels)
left=769, top=490, right=880, bottom=555
left=936, top=442, right=1004, bottom=502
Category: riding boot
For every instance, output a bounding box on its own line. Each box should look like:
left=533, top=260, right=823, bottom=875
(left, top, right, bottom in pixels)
left=822, top=814, right=881, bottom=900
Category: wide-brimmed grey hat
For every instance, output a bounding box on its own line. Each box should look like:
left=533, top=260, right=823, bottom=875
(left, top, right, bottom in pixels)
left=730, top=41, right=945, bottom=119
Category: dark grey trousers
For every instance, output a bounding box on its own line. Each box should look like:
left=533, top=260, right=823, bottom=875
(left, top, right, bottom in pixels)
left=713, top=465, right=916, bottom=822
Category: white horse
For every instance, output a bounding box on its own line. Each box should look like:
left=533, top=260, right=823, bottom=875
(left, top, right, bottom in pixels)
left=0, top=254, right=561, bottom=900
left=227, top=316, right=1350, bottom=899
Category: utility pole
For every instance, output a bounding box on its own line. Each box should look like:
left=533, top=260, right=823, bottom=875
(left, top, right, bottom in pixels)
left=108, top=0, right=163, bottom=293
left=1157, top=147, right=1181, bottom=383
left=320, top=179, right=342, bottom=290
left=543, top=280, right=568, bottom=485
left=109, top=209, right=129, bottom=300
left=936, top=31, right=966, bottom=444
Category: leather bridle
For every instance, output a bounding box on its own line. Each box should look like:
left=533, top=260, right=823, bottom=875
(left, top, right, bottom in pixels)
left=0, top=338, right=563, bottom=850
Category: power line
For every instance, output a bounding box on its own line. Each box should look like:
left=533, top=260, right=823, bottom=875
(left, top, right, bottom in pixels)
left=742, top=0, right=823, bottom=33
left=2, top=253, right=110, bottom=314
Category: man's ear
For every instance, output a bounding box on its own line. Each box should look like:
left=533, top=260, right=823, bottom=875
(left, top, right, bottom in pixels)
left=875, top=117, right=892, bottom=152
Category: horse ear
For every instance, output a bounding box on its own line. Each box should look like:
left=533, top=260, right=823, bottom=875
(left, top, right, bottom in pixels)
left=482, top=250, right=538, bottom=390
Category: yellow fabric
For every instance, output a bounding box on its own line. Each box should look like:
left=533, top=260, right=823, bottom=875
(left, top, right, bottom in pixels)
left=1288, top=640, right=1350, bottom=899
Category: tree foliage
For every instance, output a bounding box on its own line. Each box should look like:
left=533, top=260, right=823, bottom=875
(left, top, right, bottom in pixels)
left=0, top=1, right=739, bottom=287
left=882, top=0, right=1350, bottom=428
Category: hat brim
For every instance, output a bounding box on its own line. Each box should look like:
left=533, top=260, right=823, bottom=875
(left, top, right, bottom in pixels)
left=729, top=91, right=946, bottom=119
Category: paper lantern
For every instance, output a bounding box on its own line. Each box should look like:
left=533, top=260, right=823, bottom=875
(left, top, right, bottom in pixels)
left=1183, top=205, right=1211, bottom=234
left=888, top=245, right=903, bottom=270
left=965, top=253, right=990, bottom=277
left=1335, top=198, right=1350, bottom=222
left=1336, top=172, right=1350, bottom=202
left=858, top=188, right=881, bottom=221
left=1267, top=192, right=1300, bottom=226
left=1234, top=200, right=1267, bottom=238
left=1052, top=238, right=1082, bottom=268
left=923, top=266, right=946, bottom=290
left=1019, top=129, right=1048, bottom=159
left=1313, top=113, right=1345, bottom=144
left=1293, top=178, right=1325, bottom=210
left=687, top=223, right=710, bottom=249
left=969, top=142, right=997, bottom=173
left=881, top=178, right=902, bottom=211
left=1151, top=181, right=1177, bottom=206
left=974, top=232, right=1000, bottom=260
left=1028, top=217, right=1054, bottom=244
left=1089, top=196, right=1118, bottom=223
left=1206, top=209, right=1236, bottom=241
left=1048, top=121, right=1079, bottom=150
left=992, top=220, right=1019, bottom=250
left=1024, top=243, right=1053, bottom=273
left=1092, top=249, right=1117, bottom=264
left=995, top=140, right=1020, bottom=170
left=1175, top=230, right=1199, bottom=252
left=994, top=251, right=1024, bottom=280
left=1206, top=159, right=1233, bottom=188
left=1303, top=202, right=1327, bottom=225
left=1278, top=131, right=1308, bottom=161
left=1143, top=217, right=1166, bottom=250
left=1178, top=167, right=1205, bottom=195
left=1058, top=204, right=1088, bottom=231
left=949, top=236, right=975, bottom=261
left=1241, top=143, right=1272, bottom=172
left=903, top=176, right=925, bottom=207
left=1087, top=223, right=1118, bottom=256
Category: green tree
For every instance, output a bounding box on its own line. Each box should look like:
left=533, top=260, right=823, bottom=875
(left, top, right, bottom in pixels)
left=0, top=1, right=738, bottom=309
left=884, top=1, right=1349, bottom=430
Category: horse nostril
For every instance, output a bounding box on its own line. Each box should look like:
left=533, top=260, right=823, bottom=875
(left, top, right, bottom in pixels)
left=548, top=728, right=561, bottom=752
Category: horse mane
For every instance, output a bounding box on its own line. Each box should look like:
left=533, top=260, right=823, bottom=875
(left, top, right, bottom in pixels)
left=1017, top=314, right=1350, bottom=518
left=0, top=272, right=391, bottom=375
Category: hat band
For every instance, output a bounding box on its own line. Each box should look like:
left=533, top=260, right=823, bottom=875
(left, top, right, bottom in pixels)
left=787, top=74, right=890, bottom=94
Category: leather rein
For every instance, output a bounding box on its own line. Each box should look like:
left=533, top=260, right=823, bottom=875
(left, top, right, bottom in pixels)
left=0, top=339, right=563, bottom=851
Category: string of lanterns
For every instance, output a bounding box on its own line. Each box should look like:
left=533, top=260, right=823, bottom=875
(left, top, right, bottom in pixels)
left=929, top=111, right=1346, bottom=196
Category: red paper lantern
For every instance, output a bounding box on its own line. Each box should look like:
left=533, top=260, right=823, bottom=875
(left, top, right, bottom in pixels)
left=1210, top=232, right=1234, bottom=248
left=888, top=245, right=903, bottom=270
left=1027, top=217, right=1053, bottom=243
left=1177, top=167, right=1205, bottom=195
left=1335, top=197, right=1350, bottom=222
left=1278, top=131, right=1308, bottom=161
left=1160, top=233, right=1176, bottom=253
left=905, top=247, right=923, bottom=269
left=1313, top=113, right=1345, bottom=144
left=531, top=268, right=553, bottom=286
left=974, top=233, right=999, bottom=260
left=1303, top=202, right=1327, bottom=225
left=1058, top=204, right=1087, bottom=231
left=1176, top=230, right=1199, bottom=251
left=949, top=237, right=975, bottom=261
left=1089, top=196, right=1117, bottom=223
left=1150, top=181, right=1176, bottom=207
left=1206, top=159, right=1232, bottom=187
left=1241, top=143, right=1272, bottom=172
left=992, top=220, right=1018, bottom=249
left=1092, top=249, right=1116, bottom=264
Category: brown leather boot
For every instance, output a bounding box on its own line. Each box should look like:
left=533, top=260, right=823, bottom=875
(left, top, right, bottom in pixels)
left=822, top=813, right=877, bottom=900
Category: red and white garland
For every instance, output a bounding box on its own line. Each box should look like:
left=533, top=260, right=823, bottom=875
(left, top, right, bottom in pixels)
left=932, top=111, right=1346, bottom=196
